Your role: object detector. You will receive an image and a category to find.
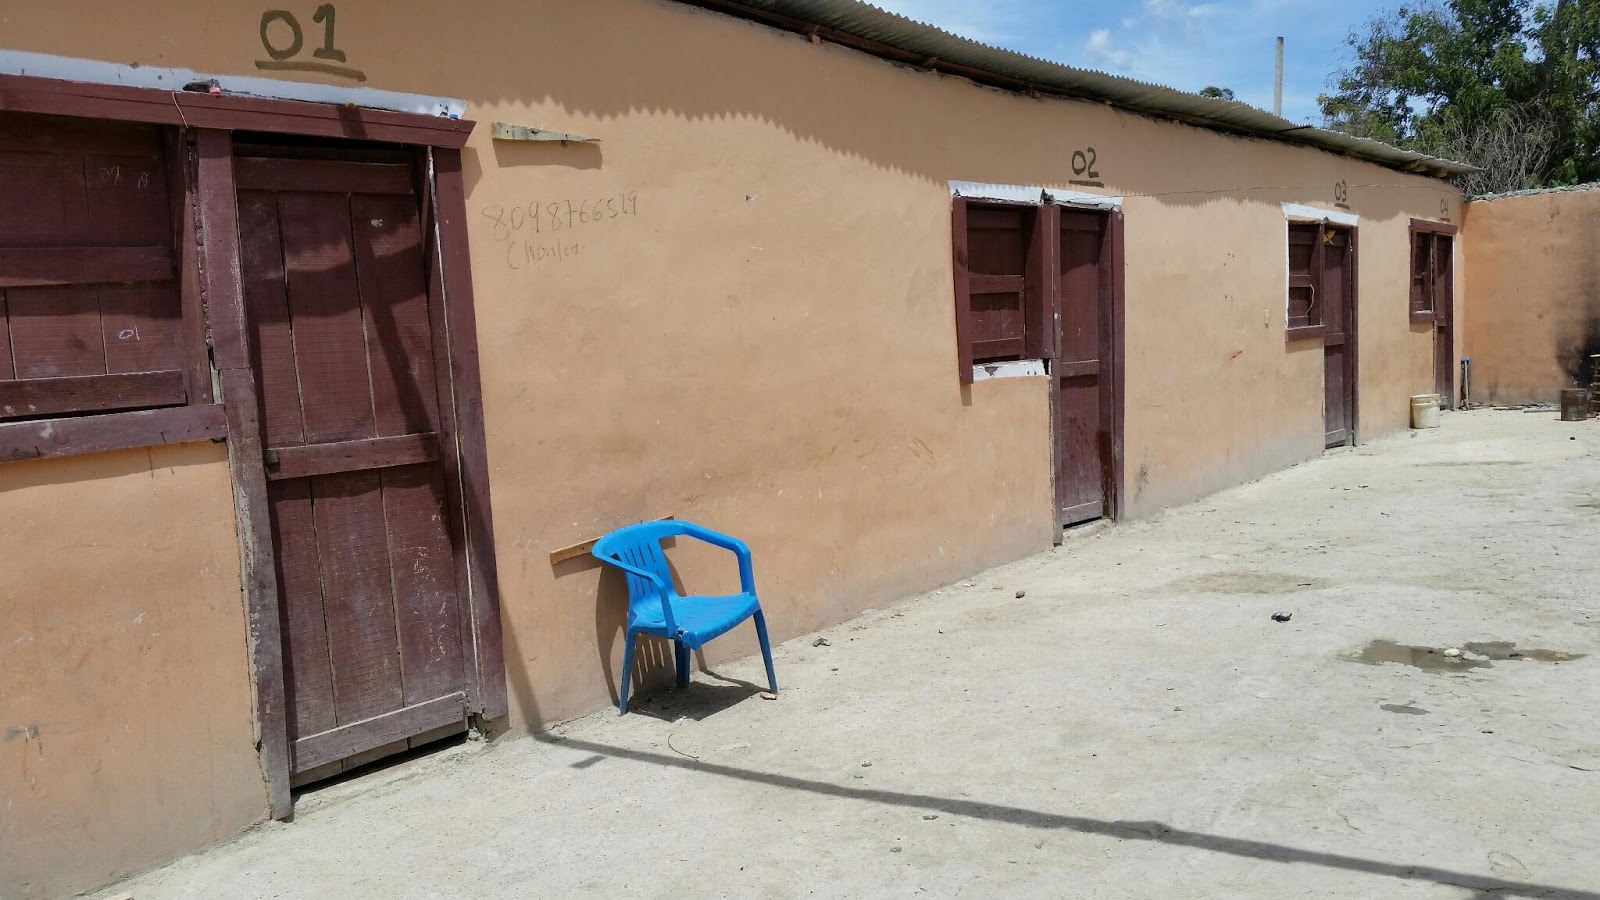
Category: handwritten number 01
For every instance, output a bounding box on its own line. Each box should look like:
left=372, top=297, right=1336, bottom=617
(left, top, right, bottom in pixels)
left=1071, top=148, right=1100, bottom=179
left=261, top=5, right=344, bottom=63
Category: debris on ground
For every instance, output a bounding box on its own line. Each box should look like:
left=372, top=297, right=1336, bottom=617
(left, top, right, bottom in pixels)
left=813, top=637, right=830, bottom=647
left=1271, top=611, right=1293, bottom=622
left=1015, top=590, right=1026, bottom=598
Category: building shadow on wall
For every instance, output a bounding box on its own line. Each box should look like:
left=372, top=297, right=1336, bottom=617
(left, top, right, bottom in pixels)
left=535, top=733, right=1600, bottom=900
left=491, top=139, right=602, bottom=172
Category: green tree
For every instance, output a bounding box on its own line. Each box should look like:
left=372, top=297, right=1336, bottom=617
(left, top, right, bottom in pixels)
left=1199, top=85, right=1236, bottom=100
left=1320, top=0, right=1600, bottom=193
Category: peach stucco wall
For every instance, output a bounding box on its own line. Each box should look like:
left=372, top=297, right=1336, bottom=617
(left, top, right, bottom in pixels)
left=1464, top=188, right=1600, bottom=404
left=0, top=0, right=1464, bottom=893
left=0, top=444, right=264, bottom=900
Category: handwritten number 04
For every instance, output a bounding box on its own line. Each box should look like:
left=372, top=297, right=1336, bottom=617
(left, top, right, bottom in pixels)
left=261, top=5, right=344, bottom=62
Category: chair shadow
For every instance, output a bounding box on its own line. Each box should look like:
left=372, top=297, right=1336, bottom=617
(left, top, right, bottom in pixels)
left=567, top=540, right=693, bottom=709
left=622, top=679, right=764, bottom=722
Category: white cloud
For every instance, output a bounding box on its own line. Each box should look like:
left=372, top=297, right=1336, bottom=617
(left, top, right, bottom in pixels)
left=1143, top=0, right=1221, bottom=21
left=1084, top=29, right=1134, bottom=70
left=867, top=0, right=1045, bottom=47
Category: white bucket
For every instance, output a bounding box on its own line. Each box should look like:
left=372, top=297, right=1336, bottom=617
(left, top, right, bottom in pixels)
left=1411, top=394, right=1441, bottom=429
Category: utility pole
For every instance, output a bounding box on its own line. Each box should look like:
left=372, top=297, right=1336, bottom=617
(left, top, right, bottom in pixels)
left=1273, top=36, right=1284, bottom=117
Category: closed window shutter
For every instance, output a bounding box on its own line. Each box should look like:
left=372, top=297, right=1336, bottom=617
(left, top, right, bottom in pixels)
left=0, top=112, right=187, bottom=420
left=1410, top=232, right=1434, bottom=318
left=1432, top=235, right=1453, bottom=322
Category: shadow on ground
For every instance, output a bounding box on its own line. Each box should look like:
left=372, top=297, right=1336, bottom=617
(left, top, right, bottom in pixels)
left=538, top=733, right=1600, bottom=900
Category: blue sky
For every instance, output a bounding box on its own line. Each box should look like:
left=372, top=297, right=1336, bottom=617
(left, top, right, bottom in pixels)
left=867, top=0, right=1394, bottom=123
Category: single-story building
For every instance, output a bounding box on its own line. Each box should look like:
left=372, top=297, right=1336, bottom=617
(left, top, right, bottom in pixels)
left=1463, top=184, right=1600, bottom=405
left=0, top=1, right=1473, bottom=896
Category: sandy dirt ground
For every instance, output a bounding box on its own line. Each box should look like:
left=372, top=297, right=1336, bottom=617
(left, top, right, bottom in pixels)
left=97, top=409, right=1600, bottom=900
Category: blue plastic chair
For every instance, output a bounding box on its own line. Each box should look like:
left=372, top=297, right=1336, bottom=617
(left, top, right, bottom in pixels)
left=592, top=520, right=778, bottom=715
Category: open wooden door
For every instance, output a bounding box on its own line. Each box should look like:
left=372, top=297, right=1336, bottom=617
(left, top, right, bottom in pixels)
left=1322, top=226, right=1356, bottom=448
left=1432, top=234, right=1455, bottom=407
left=233, top=143, right=480, bottom=783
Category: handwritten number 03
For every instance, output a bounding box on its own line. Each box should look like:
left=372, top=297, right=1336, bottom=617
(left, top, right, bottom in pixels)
left=261, top=5, right=344, bottom=62
left=1071, top=148, right=1100, bottom=179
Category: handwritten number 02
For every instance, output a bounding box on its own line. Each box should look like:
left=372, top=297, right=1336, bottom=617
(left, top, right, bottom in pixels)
left=260, top=6, right=345, bottom=63
left=1071, top=148, right=1100, bottom=179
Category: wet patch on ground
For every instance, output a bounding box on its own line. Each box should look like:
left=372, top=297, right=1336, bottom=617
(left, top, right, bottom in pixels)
left=1163, top=571, right=1330, bottom=594
left=1463, top=641, right=1585, bottom=663
left=1355, top=639, right=1585, bottom=672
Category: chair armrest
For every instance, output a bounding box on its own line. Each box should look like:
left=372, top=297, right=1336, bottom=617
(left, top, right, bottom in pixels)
left=679, top=522, right=756, bottom=595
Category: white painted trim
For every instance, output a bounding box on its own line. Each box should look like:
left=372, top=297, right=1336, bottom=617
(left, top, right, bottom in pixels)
left=0, top=49, right=467, bottom=118
left=949, top=181, right=1044, bottom=204
left=972, top=359, right=1046, bottom=382
left=1044, top=189, right=1123, bottom=210
left=1281, top=202, right=1358, bottom=227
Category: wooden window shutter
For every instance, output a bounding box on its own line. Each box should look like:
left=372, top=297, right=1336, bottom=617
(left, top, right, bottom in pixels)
left=1024, top=203, right=1055, bottom=361
left=0, top=111, right=189, bottom=421
left=1286, top=222, right=1319, bottom=328
left=1410, top=231, right=1435, bottom=321
left=952, top=196, right=975, bottom=384
left=1433, top=234, right=1453, bottom=323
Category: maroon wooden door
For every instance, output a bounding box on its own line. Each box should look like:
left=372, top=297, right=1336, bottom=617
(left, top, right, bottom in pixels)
left=1056, top=210, right=1112, bottom=525
left=235, top=150, right=472, bottom=782
left=1433, top=234, right=1455, bottom=407
left=1322, top=227, right=1356, bottom=447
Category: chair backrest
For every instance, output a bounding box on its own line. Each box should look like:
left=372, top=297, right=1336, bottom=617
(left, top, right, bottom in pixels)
left=592, top=520, right=690, bottom=602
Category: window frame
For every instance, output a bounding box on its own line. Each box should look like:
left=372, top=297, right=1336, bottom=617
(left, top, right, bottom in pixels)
left=1410, top=218, right=1457, bottom=324
left=0, top=116, right=208, bottom=426
left=1285, top=221, right=1326, bottom=341
left=952, top=196, right=1053, bottom=383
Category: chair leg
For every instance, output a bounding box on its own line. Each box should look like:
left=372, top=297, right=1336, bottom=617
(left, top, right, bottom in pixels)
left=618, top=632, right=637, bottom=716
left=753, top=610, right=778, bottom=694
left=674, top=639, right=691, bottom=688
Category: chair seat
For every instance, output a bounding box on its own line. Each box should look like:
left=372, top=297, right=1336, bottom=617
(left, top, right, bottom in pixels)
left=630, top=592, right=761, bottom=649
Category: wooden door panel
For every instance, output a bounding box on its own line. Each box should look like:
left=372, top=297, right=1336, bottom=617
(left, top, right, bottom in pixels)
left=1056, top=211, right=1110, bottom=526
left=1057, top=375, right=1103, bottom=521
left=278, top=193, right=376, bottom=445
left=1434, top=235, right=1455, bottom=405
left=0, top=293, right=11, bottom=380
left=313, top=469, right=405, bottom=726
left=351, top=194, right=438, bottom=437
left=1321, top=228, right=1355, bottom=447
left=270, top=478, right=339, bottom=742
left=238, top=152, right=471, bottom=778
left=383, top=463, right=469, bottom=706
left=239, top=192, right=308, bottom=449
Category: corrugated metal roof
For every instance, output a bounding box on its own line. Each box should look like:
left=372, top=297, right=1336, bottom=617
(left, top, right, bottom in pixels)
left=1471, top=181, right=1600, bottom=201
left=694, top=0, right=1479, bottom=179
